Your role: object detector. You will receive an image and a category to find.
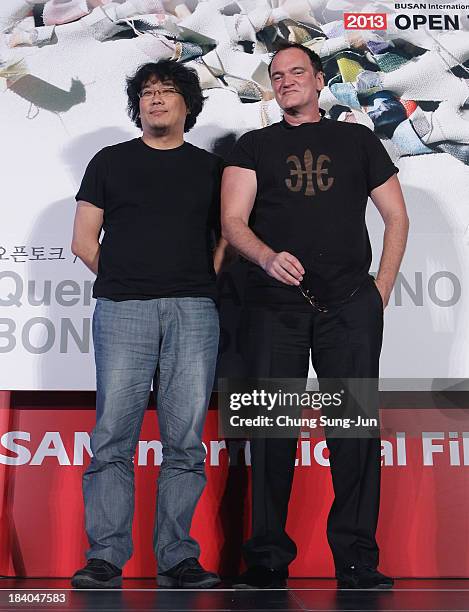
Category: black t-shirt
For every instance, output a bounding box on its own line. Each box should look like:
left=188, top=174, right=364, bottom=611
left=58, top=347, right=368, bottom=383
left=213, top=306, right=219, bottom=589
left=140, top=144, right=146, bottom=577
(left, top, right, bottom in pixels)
left=76, top=138, right=222, bottom=301
left=226, top=118, right=399, bottom=307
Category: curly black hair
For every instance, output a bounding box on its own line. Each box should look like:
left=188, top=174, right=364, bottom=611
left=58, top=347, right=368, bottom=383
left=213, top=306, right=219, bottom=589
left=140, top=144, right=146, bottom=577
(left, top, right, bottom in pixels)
left=268, top=41, right=324, bottom=76
left=126, top=60, right=204, bottom=132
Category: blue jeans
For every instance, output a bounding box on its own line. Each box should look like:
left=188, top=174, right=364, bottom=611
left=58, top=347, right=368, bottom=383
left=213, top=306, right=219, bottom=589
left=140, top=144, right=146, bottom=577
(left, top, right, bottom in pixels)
left=83, top=297, right=219, bottom=572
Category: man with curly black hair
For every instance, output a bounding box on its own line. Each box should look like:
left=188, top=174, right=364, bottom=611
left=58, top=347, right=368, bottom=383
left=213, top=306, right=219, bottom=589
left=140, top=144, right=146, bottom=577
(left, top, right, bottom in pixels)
left=70, top=60, right=224, bottom=589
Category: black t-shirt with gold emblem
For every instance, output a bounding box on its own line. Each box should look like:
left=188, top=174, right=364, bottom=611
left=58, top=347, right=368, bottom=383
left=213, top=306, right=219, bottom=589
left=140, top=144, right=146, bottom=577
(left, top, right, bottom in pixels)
left=226, top=118, right=399, bottom=307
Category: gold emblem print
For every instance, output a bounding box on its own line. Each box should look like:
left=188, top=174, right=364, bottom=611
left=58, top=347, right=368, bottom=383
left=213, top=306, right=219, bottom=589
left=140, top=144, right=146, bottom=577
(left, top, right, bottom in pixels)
left=285, top=150, right=334, bottom=196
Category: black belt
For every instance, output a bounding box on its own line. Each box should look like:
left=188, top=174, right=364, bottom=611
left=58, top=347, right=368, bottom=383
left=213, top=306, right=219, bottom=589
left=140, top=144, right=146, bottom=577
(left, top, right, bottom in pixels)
left=298, top=281, right=365, bottom=313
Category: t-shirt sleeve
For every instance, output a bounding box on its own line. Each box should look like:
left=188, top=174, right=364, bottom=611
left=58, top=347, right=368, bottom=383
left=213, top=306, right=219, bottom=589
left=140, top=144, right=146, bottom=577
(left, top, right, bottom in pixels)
left=225, top=131, right=257, bottom=171
left=210, top=155, right=224, bottom=241
left=361, top=127, right=399, bottom=194
left=75, top=149, right=107, bottom=209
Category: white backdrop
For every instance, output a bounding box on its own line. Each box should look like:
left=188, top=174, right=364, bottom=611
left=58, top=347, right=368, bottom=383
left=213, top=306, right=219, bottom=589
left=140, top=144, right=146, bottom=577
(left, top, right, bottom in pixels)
left=1, top=0, right=468, bottom=388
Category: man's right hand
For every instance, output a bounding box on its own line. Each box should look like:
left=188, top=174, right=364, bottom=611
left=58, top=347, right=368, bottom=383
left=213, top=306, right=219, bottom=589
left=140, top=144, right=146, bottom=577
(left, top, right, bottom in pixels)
left=221, top=167, right=304, bottom=286
left=261, top=251, right=304, bottom=286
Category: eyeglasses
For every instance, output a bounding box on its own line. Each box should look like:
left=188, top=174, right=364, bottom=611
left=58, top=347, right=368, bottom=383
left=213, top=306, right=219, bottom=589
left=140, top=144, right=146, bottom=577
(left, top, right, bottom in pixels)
left=138, top=87, right=181, bottom=101
left=298, top=283, right=328, bottom=313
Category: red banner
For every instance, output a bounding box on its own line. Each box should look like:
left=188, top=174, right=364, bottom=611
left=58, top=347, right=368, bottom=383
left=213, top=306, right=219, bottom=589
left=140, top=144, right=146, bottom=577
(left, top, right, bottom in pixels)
left=1, top=404, right=469, bottom=577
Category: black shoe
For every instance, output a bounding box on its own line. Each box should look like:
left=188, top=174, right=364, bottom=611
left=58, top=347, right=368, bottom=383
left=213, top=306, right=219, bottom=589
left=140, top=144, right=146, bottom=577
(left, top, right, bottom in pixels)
left=232, top=566, right=288, bottom=589
left=336, top=565, right=394, bottom=589
left=71, top=558, right=122, bottom=589
left=157, top=557, right=221, bottom=588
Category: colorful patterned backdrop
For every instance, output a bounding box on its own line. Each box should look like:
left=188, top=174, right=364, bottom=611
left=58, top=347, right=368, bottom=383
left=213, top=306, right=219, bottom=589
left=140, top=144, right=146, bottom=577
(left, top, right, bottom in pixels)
left=1, top=0, right=469, bottom=388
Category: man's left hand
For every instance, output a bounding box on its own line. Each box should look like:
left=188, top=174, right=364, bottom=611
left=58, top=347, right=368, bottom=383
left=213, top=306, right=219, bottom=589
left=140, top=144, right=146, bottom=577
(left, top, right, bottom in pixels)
left=374, top=279, right=391, bottom=309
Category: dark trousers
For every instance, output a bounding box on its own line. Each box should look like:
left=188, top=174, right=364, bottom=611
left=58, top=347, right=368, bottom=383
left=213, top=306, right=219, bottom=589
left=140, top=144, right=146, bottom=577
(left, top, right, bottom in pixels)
left=241, top=278, right=384, bottom=572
